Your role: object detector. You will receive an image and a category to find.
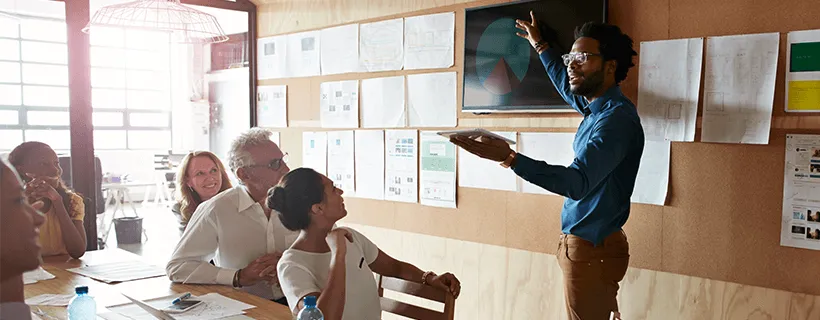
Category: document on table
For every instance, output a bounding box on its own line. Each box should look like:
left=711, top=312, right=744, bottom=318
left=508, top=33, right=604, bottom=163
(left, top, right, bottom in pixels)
left=786, top=29, right=820, bottom=112
left=354, top=130, right=385, bottom=200
left=66, top=260, right=165, bottom=283
left=103, top=293, right=255, bottom=320
left=23, top=266, right=55, bottom=284
left=327, top=131, right=355, bottom=195
left=360, top=18, right=404, bottom=72
left=302, top=131, right=328, bottom=176
left=701, top=33, right=778, bottom=144
left=361, top=76, right=406, bottom=128
left=419, top=131, right=456, bottom=208
left=321, top=23, right=361, bottom=75
left=404, top=12, right=455, bottom=70
left=26, top=294, right=74, bottom=306
left=320, top=80, right=359, bottom=128
left=257, top=85, right=287, bottom=128
left=458, top=131, right=518, bottom=192
left=781, top=134, right=820, bottom=251
left=385, top=130, right=418, bottom=203
left=637, top=38, right=703, bottom=142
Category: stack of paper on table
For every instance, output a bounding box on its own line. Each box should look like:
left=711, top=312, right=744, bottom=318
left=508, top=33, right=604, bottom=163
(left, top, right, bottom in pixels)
left=67, top=260, right=165, bottom=283
left=100, top=293, right=256, bottom=320
left=23, top=267, right=56, bottom=284
left=25, top=294, right=75, bottom=306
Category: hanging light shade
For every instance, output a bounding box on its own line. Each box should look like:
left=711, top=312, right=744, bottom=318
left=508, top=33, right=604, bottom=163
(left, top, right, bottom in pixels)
left=82, top=0, right=229, bottom=44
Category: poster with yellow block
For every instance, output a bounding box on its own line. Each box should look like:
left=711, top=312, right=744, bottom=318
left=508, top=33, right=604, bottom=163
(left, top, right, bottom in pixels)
left=786, top=30, right=820, bottom=112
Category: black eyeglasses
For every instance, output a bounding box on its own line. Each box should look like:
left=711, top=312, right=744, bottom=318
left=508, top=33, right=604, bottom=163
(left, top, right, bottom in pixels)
left=561, top=52, right=603, bottom=66
left=246, top=153, right=289, bottom=171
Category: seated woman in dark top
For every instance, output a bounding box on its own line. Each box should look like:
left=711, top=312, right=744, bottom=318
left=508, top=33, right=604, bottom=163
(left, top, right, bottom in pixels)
left=172, top=151, right=232, bottom=233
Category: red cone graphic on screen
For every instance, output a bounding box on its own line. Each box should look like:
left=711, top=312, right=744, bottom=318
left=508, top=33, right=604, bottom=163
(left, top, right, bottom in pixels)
left=483, top=57, right=521, bottom=95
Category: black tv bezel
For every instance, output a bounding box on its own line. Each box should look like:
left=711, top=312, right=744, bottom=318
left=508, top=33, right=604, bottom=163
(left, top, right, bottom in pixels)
left=461, top=0, right=609, bottom=114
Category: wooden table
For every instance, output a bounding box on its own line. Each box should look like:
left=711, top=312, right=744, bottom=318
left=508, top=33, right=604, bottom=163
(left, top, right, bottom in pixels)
left=25, top=249, right=294, bottom=320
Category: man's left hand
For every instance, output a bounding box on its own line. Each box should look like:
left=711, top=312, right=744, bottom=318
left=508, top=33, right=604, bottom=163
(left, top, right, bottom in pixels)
left=450, top=135, right=512, bottom=162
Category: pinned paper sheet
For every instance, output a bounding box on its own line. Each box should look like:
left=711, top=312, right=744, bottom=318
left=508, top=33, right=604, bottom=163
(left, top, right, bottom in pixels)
left=302, top=132, right=328, bottom=176
left=518, top=132, right=575, bottom=196
left=320, top=80, right=359, bottom=128
left=23, top=267, right=55, bottom=285
left=638, top=38, right=702, bottom=142
left=287, top=31, right=321, bottom=77
left=321, top=24, right=361, bottom=75
left=257, top=85, right=287, bottom=128
left=360, top=18, right=404, bottom=72
left=361, top=76, right=405, bottom=128
left=702, top=33, right=778, bottom=144
left=458, top=131, right=518, bottom=192
left=631, top=140, right=671, bottom=206
left=407, top=72, right=457, bottom=127
left=786, top=29, right=820, bottom=112
left=354, top=130, right=385, bottom=200
left=327, top=131, right=355, bottom=195
left=257, top=35, right=288, bottom=79
left=404, top=12, right=455, bottom=70
left=420, top=131, right=457, bottom=208
left=780, top=134, right=820, bottom=251
left=385, top=130, right=418, bottom=203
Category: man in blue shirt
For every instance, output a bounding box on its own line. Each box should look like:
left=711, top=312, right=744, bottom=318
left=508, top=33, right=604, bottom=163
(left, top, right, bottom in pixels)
left=451, top=12, right=643, bottom=320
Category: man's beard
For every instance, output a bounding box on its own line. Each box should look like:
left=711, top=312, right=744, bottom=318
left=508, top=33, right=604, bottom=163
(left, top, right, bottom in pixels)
left=570, top=67, right=605, bottom=96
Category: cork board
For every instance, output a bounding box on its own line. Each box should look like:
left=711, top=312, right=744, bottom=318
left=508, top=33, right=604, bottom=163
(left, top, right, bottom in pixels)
left=257, top=0, right=820, bottom=295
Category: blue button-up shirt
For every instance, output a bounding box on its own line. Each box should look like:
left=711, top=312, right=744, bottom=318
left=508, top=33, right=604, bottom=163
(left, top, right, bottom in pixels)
left=512, top=48, right=645, bottom=246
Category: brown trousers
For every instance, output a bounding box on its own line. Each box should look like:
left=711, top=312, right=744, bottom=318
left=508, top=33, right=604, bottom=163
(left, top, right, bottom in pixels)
left=557, top=231, right=630, bottom=320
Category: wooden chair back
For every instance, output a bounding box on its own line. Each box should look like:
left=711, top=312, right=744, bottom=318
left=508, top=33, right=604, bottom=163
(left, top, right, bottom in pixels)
left=376, top=274, right=456, bottom=320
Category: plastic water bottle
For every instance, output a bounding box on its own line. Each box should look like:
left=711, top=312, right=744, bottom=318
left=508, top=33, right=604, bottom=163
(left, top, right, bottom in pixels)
left=67, top=286, right=96, bottom=320
left=297, top=295, right=324, bottom=320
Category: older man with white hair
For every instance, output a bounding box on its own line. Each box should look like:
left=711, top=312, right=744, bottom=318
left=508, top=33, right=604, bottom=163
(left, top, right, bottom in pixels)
left=166, top=128, right=297, bottom=305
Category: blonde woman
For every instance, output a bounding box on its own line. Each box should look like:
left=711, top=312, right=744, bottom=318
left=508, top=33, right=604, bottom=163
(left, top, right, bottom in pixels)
left=172, top=151, right=232, bottom=233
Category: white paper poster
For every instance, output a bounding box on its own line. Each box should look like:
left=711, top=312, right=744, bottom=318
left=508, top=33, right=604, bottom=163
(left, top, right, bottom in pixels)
left=785, top=29, right=820, bottom=112
left=407, top=72, right=457, bottom=127
left=327, top=131, right=355, bottom=196
left=458, top=131, right=518, bottom=192
left=781, top=134, right=820, bottom=251
left=302, top=131, right=328, bottom=176
left=257, top=85, right=287, bottom=128
left=638, top=38, right=703, bottom=142
left=702, top=33, right=778, bottom=144
left=404, top=12, right=455, bottom=70
left=361, top=76, right=406, bottom=128
left=321, top=24, right=361, bottom=75
left=360, top=18, right=404, bottom=72
left=270, top=131, right=280, bottom=147
left=287, top=31, right=321, bottom=77
left=631, top=140, right=671, bottom=205
left=320, top=80, right=359, bottom=128
left=518, top=132, right=576, bottom=196
left=354, top=130, right=385, bottom=200
left=385, top=130, right=418, bottom=203
left=257, top=35, right=288, bottom=79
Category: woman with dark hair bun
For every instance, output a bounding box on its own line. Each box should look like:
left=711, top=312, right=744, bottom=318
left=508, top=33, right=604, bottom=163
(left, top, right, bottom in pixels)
left=268, top=168, right=461, bottom=319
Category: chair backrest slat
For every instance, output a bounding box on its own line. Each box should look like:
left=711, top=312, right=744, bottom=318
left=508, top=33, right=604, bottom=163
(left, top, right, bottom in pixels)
left=377, top=274, right=456, bottom=320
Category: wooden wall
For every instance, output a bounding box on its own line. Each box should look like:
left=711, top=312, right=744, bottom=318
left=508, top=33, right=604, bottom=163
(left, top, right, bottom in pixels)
left=254, top=0, right=820, bottom=300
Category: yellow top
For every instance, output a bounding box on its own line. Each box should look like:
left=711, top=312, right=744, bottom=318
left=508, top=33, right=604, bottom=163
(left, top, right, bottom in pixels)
left=39, top=192, right=85, bottom=256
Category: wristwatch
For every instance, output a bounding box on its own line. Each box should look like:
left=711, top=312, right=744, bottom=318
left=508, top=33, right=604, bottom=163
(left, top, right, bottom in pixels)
left=500, top=151, right=517, bottom=168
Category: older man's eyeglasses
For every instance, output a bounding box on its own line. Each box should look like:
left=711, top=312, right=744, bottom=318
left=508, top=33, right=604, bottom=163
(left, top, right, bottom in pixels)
left=561, top=52, right=602, bottom=66
left=247, top=153, right=289, bottom=171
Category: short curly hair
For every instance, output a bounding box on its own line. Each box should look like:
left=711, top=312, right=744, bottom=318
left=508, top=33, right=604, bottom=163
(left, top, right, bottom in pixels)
left=574, top=22, right=637, bottom=84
